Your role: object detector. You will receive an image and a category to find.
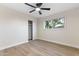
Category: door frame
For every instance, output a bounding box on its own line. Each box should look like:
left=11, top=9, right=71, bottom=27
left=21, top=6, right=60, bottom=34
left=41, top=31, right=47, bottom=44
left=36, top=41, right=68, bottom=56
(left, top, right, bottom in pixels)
left=28, top=20, right=33, bottom=41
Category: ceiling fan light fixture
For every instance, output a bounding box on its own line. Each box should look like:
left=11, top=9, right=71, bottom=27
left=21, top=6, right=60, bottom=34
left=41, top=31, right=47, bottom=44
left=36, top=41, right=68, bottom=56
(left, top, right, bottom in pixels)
left=35, top=8, right=40, bottom=11
left=25, top=3, right=51, bottom=15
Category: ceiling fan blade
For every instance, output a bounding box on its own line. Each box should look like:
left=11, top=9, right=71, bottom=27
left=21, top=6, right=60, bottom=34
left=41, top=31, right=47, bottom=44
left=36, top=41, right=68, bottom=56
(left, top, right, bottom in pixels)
left=29, top=9, right=35, bottom=13
left=39, top=11, right=42, bottom=15
left=41, top=8, right=50, bottom=10
left=36, top=3, right=43, bottom=7
left=25, top=3, right=36, bottom=8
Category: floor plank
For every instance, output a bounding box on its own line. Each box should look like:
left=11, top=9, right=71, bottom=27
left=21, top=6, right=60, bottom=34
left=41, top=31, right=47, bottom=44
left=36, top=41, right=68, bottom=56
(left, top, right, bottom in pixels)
left=0, top=39, right=79, bottom=56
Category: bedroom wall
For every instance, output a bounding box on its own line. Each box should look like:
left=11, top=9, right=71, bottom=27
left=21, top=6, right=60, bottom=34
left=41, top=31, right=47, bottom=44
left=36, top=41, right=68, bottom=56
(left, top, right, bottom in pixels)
left=37, top=7, right=79, bottom=48
left=0, top=5, right=37, bottom=50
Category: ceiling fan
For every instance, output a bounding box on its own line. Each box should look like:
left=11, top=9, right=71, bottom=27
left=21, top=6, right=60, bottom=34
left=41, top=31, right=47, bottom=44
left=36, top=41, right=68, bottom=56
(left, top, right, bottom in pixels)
left=25, top=3, right=51, bottom=15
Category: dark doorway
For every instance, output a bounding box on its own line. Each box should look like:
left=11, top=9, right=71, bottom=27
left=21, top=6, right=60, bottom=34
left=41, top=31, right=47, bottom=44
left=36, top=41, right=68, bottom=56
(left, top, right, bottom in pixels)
left=28, top=21, right=33, bottom=41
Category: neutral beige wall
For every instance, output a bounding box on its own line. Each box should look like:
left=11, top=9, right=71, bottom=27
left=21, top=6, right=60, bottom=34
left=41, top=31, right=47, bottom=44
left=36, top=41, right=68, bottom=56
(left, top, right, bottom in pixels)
left=37, top=7, right=79, bottom=48
left=0, top=5, right=37, bottom=50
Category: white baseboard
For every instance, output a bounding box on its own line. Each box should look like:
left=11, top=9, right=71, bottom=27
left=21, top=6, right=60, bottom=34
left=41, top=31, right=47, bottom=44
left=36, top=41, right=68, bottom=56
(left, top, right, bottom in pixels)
left=41, top=39, right=79, bottom=49
left=0, top=41, right=28, bottom=50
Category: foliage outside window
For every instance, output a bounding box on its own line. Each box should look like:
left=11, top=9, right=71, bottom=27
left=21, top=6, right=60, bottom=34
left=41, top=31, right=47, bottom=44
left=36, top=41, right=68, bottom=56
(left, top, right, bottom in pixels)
left=45, top=17, right=64, bottom=29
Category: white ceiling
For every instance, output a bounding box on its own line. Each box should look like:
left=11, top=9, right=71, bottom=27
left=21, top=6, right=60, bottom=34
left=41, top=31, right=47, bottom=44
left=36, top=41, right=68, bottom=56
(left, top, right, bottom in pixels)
left=0, top=3, right=79, bottom=18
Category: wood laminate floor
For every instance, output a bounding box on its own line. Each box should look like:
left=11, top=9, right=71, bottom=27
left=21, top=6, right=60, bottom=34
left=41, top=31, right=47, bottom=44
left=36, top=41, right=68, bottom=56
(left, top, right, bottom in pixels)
left=0, top=39, right=79, bottom=56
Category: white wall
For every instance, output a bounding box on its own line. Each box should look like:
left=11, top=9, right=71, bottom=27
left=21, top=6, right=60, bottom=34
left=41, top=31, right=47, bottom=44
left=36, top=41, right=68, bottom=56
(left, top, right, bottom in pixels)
left=37, top=7, right=79, bottom=48
left=0, top=5, right=37, bottom=50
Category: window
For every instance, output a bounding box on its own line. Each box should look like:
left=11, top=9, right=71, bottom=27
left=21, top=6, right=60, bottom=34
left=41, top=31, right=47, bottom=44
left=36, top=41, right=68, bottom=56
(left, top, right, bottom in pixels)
left=44, top=17, right=64, bottom=29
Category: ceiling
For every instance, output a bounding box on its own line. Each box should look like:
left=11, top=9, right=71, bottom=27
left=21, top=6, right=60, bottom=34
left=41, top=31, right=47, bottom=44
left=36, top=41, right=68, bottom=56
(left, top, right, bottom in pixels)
left=0, top=3, right=79, bottom=18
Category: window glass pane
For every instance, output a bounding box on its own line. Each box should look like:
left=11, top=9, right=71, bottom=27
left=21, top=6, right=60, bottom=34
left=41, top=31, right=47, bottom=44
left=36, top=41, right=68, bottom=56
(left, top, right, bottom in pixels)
left=45, top=20, right=53, bottom=29
left=53, top=17, right=64, bottom=28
